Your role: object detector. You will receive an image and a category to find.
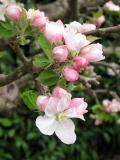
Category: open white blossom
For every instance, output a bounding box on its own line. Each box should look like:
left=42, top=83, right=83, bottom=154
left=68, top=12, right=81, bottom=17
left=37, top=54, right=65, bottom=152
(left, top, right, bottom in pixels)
left=36, top=92, right=88, bottom=144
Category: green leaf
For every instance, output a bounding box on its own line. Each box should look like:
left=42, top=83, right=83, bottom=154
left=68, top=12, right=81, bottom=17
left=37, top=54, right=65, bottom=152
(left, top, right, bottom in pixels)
left=37, top=70, right=59, bottom=86
left=0, top=21, right=17, bottom=38
left=0, top=128, right=3, bottom=137
left=21, top=90, right=38, bottom=110
left=57, top=78, right=66, bottom=88
left=98, top=112, right=113, bottom=122
left=0, top=118, right=13, bottom=127
left=103, top=132, right=111, bottom=144
left=93, top=11, right=103, bottom=18
left=104, top=7, right=120, bottom=16
left=33, top=55, right=51, bottom=68
left=1, top=20, right=13, bottom=30
left=109, top=10, right=120, bottom=16
left=38, top=35, right=53, bottom=62
left=115, top=52, right=120, bottom=58
left=0, top=51, right=5, bottom=59
left=92, top=104, right=102, bottom=113
left=17, top=8, right=29, bottom=33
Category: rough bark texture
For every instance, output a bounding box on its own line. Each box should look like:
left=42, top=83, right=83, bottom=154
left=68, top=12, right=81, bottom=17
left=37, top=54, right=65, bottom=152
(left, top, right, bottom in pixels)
left=0, top=80, right=19, bottom=115
left=37, top=0, right=69, bottom=20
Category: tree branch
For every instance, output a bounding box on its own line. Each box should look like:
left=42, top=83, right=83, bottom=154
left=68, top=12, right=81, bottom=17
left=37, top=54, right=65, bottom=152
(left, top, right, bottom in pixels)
left=94, top=61, right=120, bottom=75
left=103, top=46, right=120, bottom=55
left=9, top=41, right=29, bottom=64
left=95, top=89, right=120, bottom=102
left=85, top=25, right=120, bottom=36
left=79, top=74, right=101, bottom=103
left=69, top=0, right=79, bottom=20
left=0, top=60, right=32, bottom=87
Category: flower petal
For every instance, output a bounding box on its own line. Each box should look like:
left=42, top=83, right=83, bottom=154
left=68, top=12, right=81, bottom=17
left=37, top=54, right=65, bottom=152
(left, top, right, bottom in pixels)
left=55, top=119, right=76, bottom=144
left=45, top=97, right=58, bottom=117
left=35, top=116, right=57, bottom=135
left=57, top=94, right=71, bottom=112
left=65, top=101, right=88, bottom=120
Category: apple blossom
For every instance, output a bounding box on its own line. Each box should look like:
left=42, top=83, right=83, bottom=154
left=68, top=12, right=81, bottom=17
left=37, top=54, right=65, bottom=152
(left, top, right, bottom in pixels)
left=28, top=9, right=48, bottom=30
left=66, top=21, right=82, bottom=33
left=36, top=89, right=88, bottom=144
left=63, top=67, right=79, bottom=82
left=64, top=31, right=90, bottom=52
left=103, top=99, right=111, bottom=112
left=81, top=43, right=105, bottom=62
left=5, top=4, right=21, bottom=22
left=103, top=99, right=120, bottom=113
left=27, top=9, right=45, bottom=20
left=79, top=23, right=96, bottom=33
left=36, top=95, right=49, bottom=112
left=0, top=0, right=15, bottom=21
left=67, top=98, right=88, bottom=120
left=52, top=86, right=69, bottom=98
left=73, top=56, right=89, bottom=70
left=93, top=15, right=105, bottom=27
left=52, top=45, right=68, bottom=62
left=44, top=20, right=65, bottom=44
left=95, top=118, right=102, bottom=126
left=105, top=1, right=120, bottom=11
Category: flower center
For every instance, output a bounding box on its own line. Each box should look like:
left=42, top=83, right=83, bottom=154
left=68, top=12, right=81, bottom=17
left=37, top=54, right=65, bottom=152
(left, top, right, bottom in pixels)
left=56, top=112, right=66, bottom=121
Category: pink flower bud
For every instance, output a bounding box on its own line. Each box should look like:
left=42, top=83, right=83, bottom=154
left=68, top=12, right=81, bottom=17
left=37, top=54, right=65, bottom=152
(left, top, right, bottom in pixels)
left=32, top=16, right=48, bottom=30
left=63, top=67, right=79, bottom=82
left=103, top=99, right=110, bottom=107
left=79, top=23, right=96, bottom=33
left=5, top=4, right=21, bottom=22
left=52, top=87, right=68, bottom=98
left=52, top=45, right=68, bottom=62
left=81, top=43, right=105, bottom=62
left=103, top=99, right=111, bottom=112
left=93, top=15, right=105, bottom=27
left=95, top=118, right=102, bottom=126
left=73, top=56, right=89, bottom=70
left=36, top=95, right=49, bottom=112
left=31, top=10, right=45, bottom=22
left=30, top=10, right=48, bottom=30
left=44, top=20, right=64, bottom=44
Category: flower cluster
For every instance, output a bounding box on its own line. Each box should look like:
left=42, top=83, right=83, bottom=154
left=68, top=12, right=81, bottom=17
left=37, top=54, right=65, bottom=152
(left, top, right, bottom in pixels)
left=92, top=99, right=120, bottom=126
left=36, top=87, right=88, bottom=144
left=29, top=12, right=105, bottom=82
left=4, top=4, right=105, bottom=82
left=92, top=15, right=105, bottom=27
left=103, top=99, right=120, bottom=113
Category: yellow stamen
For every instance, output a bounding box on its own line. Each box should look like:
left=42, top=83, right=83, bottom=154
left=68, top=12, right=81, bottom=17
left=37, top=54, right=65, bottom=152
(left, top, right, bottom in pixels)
left=56, top=112, right=66, bottom=121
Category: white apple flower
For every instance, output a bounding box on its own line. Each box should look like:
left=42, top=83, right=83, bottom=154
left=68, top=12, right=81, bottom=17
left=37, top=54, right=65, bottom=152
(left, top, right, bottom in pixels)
left=36, top=92, right=88, bottom=144
left=105, top=1, right=120, bottom=11
left=64, top=31, right=90, bottom=52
